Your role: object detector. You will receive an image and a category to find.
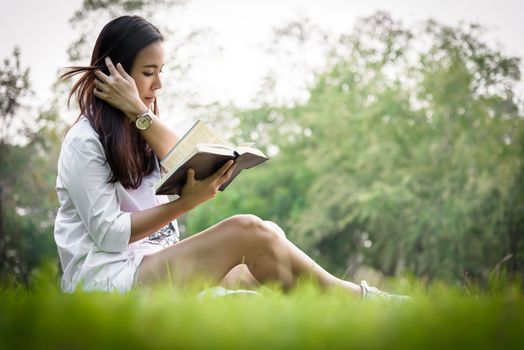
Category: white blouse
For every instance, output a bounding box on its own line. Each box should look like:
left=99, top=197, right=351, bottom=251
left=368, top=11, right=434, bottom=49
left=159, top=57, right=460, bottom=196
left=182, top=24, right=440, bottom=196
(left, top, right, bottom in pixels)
left=54, top=117, right=179, bottom=292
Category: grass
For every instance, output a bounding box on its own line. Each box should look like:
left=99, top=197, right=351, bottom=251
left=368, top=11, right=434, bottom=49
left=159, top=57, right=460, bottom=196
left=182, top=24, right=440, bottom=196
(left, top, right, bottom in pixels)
left=1, top=275, right=524, bottom=350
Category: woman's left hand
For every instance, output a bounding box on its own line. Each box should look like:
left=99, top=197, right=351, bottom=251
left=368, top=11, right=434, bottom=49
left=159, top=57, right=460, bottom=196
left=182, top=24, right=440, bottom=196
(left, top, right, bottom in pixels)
left=93, top=57, right=147, bottom=118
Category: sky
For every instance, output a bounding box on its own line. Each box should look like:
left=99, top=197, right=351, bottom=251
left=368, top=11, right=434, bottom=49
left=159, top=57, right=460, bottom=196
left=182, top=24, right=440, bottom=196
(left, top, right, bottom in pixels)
left=1, top=0, right=523, bottom=111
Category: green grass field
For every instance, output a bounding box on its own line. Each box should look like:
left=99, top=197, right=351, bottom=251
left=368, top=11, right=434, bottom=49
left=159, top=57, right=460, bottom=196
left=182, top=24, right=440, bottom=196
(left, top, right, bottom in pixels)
left=1, top=274, right=523, bottom=350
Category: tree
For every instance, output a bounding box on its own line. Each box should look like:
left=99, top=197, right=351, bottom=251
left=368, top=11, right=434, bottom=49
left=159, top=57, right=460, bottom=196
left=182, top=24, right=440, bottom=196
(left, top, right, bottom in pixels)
left=186, top=12, right=524, bottom=284
left=0, top=48, right=61, bottom=283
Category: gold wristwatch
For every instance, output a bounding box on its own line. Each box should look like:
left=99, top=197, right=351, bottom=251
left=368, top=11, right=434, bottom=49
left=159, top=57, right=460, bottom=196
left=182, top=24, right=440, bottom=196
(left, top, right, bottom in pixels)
left=135, top=110, right=153, bottom=130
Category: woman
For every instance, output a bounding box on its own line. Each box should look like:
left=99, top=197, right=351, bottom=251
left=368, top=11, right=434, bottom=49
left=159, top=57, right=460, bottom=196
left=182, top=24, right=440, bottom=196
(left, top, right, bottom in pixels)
left=55, top=15, right=406, bottom=300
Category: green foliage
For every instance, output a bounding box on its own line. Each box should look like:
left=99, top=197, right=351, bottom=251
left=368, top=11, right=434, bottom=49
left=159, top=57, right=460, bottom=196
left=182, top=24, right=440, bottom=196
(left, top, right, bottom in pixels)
left=1, top=280, right=524, bottom=349
left=0, top=116, right=63, bottom=283
left=0, top=48, right=63, bottom=283
left=186, top=13, right=524, bottom=284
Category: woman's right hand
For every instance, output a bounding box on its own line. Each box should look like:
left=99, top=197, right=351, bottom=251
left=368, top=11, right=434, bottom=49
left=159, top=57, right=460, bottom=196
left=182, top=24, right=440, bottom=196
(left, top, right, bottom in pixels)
left=93, top=57, right=147, bottom=118
left=180, top=160, right=237, bottom=209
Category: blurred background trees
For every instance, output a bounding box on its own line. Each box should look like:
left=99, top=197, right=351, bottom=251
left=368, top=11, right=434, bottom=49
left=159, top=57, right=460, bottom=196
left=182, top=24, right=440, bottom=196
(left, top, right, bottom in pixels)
left=188, top=12, right=524, bottom=284
left=0, top=48, right=61, bottom=283
left=1, top=2, right=522, bottom=287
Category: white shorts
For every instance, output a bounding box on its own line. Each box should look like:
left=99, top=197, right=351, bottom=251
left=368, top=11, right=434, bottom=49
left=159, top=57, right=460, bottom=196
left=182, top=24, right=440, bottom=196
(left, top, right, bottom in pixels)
left=77, top=254, right=147, bottom=293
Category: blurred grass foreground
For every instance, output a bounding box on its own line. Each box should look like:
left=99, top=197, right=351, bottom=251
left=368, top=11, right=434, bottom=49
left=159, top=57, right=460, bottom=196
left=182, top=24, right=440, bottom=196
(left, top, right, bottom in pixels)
left=1, top=271, right=524, bottom=349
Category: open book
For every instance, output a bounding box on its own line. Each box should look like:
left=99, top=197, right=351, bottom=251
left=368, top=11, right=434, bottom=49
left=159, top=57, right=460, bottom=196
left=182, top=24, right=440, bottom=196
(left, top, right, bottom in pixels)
left=155, top=120, right=269, bottom=196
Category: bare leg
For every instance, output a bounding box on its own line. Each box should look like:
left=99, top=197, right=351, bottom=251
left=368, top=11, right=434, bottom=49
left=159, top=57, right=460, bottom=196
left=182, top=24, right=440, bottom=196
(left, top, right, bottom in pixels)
left=136, top=215, right=362, bottom=297
left=220, top=264, right=260, bottom=289
left=219, top=220, right=286, bottom=289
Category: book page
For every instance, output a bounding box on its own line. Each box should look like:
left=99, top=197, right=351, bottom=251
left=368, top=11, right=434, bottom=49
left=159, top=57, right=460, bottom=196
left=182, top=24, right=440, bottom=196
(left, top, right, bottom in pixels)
left=235, top=146, right=268, bottom=159
left=161, top=121, right=228, bottom=171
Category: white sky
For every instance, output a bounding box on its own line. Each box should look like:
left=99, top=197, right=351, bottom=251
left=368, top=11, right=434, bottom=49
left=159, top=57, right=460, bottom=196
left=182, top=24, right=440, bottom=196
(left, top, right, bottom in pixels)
left=1, top=0, right=523, bottom=111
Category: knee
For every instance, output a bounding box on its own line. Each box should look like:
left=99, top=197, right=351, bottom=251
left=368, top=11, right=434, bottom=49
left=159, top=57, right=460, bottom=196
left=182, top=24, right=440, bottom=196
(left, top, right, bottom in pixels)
left=225, top=214, right=263, bottom=232
left=226, top=214, right=283, bottom=245
left=226, top=213, right=257, bottom=224
left=263, top=220, right=287, bottom=239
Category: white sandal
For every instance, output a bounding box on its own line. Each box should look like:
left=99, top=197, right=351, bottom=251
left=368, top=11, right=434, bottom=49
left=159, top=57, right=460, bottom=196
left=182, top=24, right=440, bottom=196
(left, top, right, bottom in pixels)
left=360, top=280, right=412, bottom=302
left=197, top=286, right=261, bottom=300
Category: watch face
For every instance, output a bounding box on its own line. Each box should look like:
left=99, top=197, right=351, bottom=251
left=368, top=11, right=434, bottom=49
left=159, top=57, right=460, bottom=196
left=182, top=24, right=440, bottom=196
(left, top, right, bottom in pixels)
left=135, top=114, right=152, bottom=130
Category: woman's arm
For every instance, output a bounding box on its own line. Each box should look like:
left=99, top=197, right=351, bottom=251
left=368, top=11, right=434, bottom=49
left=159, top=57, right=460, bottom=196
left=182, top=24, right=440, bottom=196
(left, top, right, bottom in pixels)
left=129, top=160, right=236, bottom=243
left=131, top=110, right=178, bottom=161
left=129, top=196, right=190, bottom=243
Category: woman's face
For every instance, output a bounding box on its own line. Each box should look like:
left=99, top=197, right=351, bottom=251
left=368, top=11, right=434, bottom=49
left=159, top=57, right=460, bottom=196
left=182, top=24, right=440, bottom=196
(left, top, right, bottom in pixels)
left=130, top=41, right=165, bottom=110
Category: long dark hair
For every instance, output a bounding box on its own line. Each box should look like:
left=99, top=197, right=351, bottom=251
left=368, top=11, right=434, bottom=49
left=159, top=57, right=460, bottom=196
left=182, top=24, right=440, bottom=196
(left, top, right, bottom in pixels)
left=61, top=15, right=163, bottom=189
